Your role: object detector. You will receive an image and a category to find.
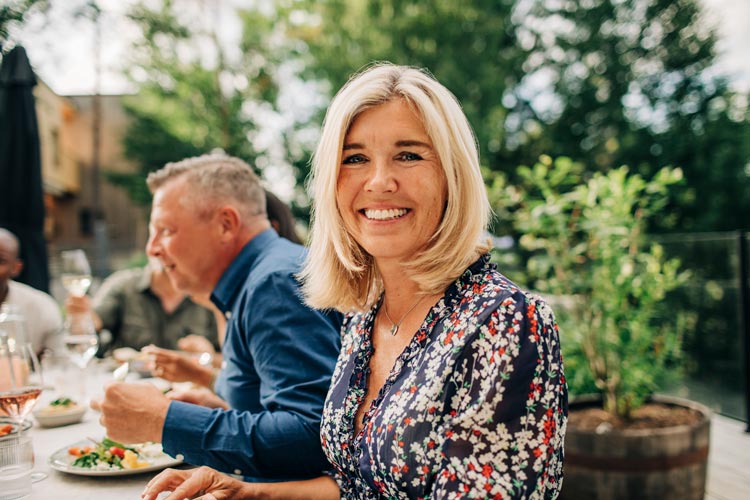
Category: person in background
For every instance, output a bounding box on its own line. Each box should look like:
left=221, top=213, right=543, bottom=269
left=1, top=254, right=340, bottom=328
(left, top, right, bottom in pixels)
left=144, top=188, right=304, bottom=388
left=64, top=256, right=218, bottom=353
left=264, top=189, right=303, bottom=245
left=0, top=228, right=62, bottom=357
left=92, top=154, right=342, bottom=482
left=143, top=63, right=567, bottom=500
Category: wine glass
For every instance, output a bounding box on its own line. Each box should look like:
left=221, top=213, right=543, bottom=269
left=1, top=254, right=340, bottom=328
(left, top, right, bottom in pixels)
left=60, top=249, right=92, bottom=297
left=59, top=248, right=98, bottom=370
left=62, top=315, right=99, bottom=371
left=0, top=335, right=43, bottom=433
left=0, top=307, right=48, bottom=485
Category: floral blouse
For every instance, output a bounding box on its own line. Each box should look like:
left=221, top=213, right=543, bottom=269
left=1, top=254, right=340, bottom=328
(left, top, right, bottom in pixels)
left=320, top=255, right=568, bottom=499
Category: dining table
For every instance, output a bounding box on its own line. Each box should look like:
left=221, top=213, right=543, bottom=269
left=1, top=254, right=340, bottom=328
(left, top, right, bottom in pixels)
left=24, top=359, right=191, bottom=500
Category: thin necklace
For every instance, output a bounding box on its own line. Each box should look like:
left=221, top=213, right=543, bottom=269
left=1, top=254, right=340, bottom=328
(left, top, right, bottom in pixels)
left=383, top=295, right=423, bottom=336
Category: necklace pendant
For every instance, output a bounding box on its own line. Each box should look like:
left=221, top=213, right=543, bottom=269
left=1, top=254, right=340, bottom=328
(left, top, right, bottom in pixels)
left=389, top=325, right=399, bottom=336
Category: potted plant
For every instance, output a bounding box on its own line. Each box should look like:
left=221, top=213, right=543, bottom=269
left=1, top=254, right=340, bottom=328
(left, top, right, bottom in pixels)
left=487, top=156, right=710, bottom=500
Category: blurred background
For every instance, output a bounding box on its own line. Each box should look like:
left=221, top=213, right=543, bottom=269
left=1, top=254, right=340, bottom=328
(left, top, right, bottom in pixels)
left=1, top=0, right=748, bottom=423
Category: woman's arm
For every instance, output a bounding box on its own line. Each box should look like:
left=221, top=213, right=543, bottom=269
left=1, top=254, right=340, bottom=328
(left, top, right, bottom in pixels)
left=141, top=467, right=340, bottom=500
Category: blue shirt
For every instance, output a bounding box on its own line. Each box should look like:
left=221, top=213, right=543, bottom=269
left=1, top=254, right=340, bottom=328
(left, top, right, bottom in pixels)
left=161, top=229, right=342, bottom=480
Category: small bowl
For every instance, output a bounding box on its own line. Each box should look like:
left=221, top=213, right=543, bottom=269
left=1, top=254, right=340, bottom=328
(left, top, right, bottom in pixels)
left=33, top=405, right=86, bottom=428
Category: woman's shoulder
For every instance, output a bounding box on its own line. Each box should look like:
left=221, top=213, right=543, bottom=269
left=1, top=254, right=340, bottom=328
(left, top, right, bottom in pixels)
left=448, top=255, right=555, bottom=328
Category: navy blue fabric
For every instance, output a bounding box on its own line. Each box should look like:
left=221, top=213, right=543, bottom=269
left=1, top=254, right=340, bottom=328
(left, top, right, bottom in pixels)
left=162, top=229, right=342, bottom=480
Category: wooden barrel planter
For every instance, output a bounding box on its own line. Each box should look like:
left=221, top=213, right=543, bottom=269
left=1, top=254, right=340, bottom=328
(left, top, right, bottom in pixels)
left=560, top=394, right=711, bottom=500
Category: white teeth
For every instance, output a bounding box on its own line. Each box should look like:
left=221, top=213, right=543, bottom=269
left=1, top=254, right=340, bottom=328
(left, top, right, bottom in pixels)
left=364, top=208, right=408, bottom=220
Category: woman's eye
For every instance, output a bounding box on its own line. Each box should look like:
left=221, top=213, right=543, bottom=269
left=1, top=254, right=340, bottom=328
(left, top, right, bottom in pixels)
left=396, top=151, right=423, bottom=162
left=342, top=153, right=367, bottom=165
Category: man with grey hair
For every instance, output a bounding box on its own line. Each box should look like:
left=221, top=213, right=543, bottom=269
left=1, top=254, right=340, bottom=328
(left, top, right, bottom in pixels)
left=92, top=154, right=341, bottom=481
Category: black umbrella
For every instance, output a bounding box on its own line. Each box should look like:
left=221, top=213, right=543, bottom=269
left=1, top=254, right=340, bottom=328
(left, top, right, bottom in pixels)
left=0, top=45, right=50, bottom=293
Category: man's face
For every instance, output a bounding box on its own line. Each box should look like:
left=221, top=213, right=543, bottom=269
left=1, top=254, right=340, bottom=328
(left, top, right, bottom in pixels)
left=0, top=237, right=21, bottom=292
left=145, top=179, right=225, bottom=296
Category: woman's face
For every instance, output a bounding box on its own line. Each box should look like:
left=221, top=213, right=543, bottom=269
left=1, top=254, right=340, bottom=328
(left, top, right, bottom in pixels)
left=336, top=99, right=447, bottom=267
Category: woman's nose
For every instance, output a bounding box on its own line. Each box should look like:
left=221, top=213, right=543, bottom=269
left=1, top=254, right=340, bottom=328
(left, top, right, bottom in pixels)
left=364, top=159, right=397, bottom=193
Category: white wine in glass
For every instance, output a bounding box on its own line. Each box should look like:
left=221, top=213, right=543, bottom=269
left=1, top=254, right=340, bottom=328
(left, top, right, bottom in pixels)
left=60, top=249, right=92, bottom=297
left=62, top=315, right=99, bottom=370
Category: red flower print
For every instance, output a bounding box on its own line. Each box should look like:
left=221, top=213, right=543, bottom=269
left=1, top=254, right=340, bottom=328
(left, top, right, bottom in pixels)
left=482, top=464, right=493, bottom=478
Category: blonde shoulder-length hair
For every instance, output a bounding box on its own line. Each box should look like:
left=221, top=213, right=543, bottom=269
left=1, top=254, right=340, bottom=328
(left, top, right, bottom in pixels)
left=300, top=63, right=491, bottom=313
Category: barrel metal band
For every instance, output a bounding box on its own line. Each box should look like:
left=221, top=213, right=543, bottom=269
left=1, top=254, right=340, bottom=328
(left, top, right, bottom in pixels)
left=565, top=446, right=709, bottom=472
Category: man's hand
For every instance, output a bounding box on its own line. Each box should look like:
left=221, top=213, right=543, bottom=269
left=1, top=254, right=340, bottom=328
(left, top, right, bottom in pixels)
left=177, top=334, right=216, bottom=356
left=64, top=295, right=103, bottom=331
left=142, top=345, right=213, bottom=387
left=90, top=382, right=170, bottom=444
left=167, top=386, right=229, bottom=410
left=64, top=294, right=92, bottom=315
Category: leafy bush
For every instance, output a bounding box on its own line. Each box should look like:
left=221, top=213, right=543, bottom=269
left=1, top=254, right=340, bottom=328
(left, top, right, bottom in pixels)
left=488, top=156, right=691, bottom=418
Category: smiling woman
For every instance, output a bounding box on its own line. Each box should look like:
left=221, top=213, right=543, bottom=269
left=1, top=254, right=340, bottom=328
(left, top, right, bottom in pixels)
left=142, top=63, right=568, bottom=500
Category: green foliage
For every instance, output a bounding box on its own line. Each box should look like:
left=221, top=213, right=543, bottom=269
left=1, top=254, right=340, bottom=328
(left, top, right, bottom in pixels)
left=117, top=1, right=301, bottom=207
left=508, top=0, right=750, bottom=232
left=0, top=0, right=49, bottom=51
left=115, top=0, right=749, bottom=231
left=283, top=0, right=749, bottom=233
left=488, top=157, right=692, bottom=418
left=288, top=0, right=523, bottom=170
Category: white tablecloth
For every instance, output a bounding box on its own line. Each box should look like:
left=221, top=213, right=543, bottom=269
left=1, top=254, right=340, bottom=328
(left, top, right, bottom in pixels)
left=26, top=362, right=188, bottom=499
left=29, top=412, right=163, bottom=499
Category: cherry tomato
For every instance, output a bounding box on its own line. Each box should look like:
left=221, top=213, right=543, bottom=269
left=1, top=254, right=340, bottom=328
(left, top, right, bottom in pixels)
left=108, top=446, right=125, bottom=459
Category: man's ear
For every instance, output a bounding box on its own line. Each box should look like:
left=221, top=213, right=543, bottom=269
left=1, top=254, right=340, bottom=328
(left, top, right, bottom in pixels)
left=217, top=206, right=241, bottom=239
left=10, top=260, right=22, bottom=279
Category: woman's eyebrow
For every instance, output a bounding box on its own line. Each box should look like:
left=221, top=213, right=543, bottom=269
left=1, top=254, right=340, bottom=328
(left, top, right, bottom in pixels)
left=342, top=139, right=432, bottom=150
left=395, top=140, right=431, bottom=148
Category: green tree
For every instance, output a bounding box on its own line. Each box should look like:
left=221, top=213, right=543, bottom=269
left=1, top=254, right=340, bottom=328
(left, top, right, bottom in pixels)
left=283, top=0, right=749, bottom=233
left=115, top=0, right=312, bottom=209
left=0, top=0, right=49, bottom=53
left=286, top=0, right=525, bottom=175
left=506, top=0, right=750, bottom=231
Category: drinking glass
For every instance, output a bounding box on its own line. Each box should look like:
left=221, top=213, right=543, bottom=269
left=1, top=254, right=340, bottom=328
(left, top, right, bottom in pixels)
left=61, top=315, right=99, bottom=371
left=0, top=336, right=43, bottom=432
left=59, top=249, right=99, bottom=375
left=0, top=436, right=33, bottom=500
left=59, top=250, right=92, bottom=297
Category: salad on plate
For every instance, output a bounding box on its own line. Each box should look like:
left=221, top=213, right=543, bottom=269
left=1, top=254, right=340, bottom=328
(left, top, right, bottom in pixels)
left=50, top=437, right=183, bottom=476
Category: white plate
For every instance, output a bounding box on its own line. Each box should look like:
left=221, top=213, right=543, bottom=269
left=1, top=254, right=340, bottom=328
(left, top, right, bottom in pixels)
left=33, top=406, right=86, bottom=428
left=49, top=440, right=183, bottom=476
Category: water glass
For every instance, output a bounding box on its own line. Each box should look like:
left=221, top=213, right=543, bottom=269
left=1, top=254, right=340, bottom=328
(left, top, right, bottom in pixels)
left=0, top=436, right=33, bottom=500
